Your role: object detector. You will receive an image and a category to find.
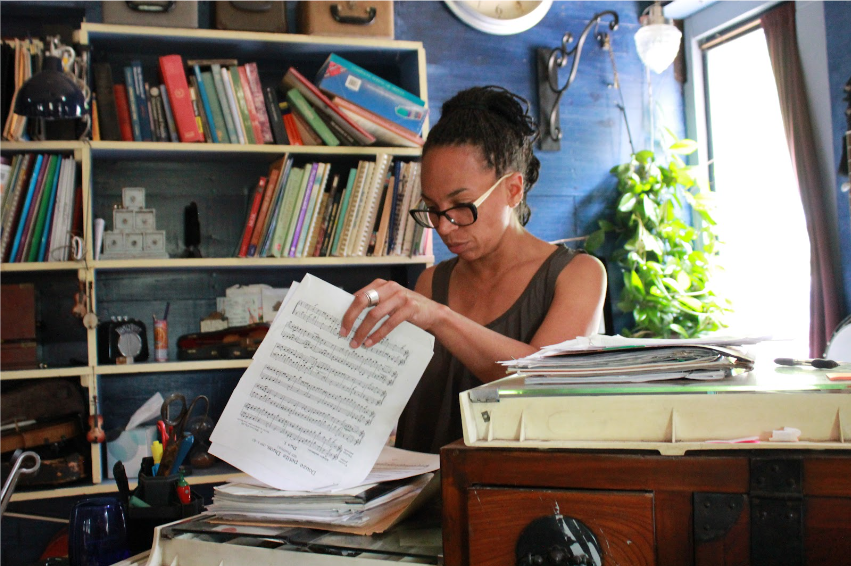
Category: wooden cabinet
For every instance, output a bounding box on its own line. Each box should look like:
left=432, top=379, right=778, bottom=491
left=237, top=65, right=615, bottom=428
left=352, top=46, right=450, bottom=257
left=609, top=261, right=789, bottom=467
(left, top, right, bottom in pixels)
left=1, top=22, right=431, bottom=501
left=440, top=441, right=851, bottom=565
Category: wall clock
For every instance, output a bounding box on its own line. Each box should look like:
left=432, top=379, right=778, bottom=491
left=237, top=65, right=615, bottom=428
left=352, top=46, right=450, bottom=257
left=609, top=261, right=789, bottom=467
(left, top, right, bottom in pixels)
left=445, top=1, right=553, bottom=35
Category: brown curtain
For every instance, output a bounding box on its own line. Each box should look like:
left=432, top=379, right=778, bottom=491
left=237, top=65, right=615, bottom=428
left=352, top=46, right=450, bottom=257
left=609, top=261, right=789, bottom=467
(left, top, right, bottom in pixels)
left=762, top=2, right=844, bottom=357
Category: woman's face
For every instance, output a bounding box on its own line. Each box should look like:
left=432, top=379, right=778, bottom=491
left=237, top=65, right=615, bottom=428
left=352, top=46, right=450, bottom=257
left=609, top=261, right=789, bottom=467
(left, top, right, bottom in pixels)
left=420, top=144, right=516, bottom=260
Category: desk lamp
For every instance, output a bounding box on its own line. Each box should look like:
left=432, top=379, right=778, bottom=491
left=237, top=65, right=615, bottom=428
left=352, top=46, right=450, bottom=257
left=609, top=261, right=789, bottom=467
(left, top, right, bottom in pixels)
left=13, top=36, right=90, bottom=140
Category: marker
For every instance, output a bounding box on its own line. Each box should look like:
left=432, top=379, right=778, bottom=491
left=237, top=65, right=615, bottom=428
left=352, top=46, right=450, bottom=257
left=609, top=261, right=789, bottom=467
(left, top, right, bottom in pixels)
left=774, top=357, right=839, bottom=369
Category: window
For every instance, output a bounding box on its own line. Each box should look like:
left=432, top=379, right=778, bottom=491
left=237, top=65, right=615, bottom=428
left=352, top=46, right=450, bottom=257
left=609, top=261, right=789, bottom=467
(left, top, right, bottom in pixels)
left=702, top=25, right=811, bottom=359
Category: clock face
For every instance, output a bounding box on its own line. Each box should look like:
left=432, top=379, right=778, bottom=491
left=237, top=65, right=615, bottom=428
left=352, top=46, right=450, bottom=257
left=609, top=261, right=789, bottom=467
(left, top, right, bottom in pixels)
left=446, top=0, right=553, bottom=35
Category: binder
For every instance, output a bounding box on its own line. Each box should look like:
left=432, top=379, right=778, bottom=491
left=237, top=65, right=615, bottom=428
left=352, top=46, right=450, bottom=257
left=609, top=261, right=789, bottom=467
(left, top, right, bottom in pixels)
left=353, top=154, right=393, bottom=256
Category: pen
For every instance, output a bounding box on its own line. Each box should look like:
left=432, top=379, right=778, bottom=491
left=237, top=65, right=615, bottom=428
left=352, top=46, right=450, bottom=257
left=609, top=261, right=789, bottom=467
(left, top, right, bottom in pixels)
left=774, top=357, right=839, bottom=369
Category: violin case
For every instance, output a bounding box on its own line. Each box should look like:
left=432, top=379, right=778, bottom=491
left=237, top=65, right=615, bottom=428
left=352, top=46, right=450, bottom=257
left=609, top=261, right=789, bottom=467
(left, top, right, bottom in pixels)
left=176, top=323, right=269, bottom=360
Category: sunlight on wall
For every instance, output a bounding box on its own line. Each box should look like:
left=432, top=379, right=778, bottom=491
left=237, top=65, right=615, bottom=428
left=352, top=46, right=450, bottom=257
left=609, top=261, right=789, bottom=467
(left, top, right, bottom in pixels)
left=705, top=28, right=811, bottom=361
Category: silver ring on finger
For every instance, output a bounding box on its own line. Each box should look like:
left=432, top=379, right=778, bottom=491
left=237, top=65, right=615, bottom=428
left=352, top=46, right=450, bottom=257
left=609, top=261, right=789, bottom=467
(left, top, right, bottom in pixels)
left=364, top=289, right=380, bottom=308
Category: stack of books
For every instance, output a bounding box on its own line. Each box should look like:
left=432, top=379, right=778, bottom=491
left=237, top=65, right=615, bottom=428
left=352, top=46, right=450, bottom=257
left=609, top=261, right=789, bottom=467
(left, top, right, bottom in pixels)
left=236, top=154, right=430, bottom=259
left=91, top=53, right=427, bottom=148
left=1, top=153, right=81, bottom=263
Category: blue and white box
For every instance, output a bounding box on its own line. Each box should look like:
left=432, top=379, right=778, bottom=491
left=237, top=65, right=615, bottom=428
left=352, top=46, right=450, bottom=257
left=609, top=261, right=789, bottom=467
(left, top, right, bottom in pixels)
left=316, top=54, right=428, bottom=135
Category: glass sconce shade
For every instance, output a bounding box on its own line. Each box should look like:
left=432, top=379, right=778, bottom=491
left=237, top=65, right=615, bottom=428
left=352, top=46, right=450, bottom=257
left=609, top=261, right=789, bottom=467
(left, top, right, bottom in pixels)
left=635, top=23, right=682, bottom=73
left=14, top=55, right=88, bottom=119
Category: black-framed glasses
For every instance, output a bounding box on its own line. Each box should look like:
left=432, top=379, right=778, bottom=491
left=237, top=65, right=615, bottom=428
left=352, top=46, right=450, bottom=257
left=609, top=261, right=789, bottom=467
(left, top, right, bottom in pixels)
left=409, top=173, right=513, bottom=229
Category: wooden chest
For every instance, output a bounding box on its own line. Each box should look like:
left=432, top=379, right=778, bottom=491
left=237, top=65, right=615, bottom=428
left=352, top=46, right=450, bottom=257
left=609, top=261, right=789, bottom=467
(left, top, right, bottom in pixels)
left=440, top=442, right=851, bottom=565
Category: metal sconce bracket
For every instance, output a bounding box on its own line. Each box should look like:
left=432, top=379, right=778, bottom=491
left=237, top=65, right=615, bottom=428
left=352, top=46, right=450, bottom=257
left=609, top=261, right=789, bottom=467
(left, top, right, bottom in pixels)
left=537, top=10, right=619, bottom=151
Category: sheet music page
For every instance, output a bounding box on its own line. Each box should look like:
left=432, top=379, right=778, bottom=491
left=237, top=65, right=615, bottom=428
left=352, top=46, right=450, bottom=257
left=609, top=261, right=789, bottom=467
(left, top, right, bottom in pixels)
left=210, top=274, right=435, bottom=491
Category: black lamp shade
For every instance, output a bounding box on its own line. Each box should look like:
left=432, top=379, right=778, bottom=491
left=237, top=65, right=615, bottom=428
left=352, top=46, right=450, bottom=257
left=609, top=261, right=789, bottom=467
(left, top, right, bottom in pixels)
left=13, top=55, right=88, bottom=120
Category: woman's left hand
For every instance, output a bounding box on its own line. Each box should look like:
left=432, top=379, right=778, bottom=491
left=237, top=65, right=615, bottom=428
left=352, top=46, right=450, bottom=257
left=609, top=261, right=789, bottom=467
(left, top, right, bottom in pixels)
left=340, top=279, right=440, bottom=348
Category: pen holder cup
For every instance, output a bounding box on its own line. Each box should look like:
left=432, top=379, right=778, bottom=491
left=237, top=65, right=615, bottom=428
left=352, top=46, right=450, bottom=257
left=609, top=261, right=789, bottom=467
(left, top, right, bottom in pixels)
left=136, top=472, right=179, bottom=507
left=127, top=481, right=204, bottom=554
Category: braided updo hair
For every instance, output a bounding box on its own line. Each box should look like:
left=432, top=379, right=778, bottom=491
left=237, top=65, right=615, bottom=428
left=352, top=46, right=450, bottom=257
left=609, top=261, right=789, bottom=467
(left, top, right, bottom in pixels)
left=422, top=85, right=540, bottom=226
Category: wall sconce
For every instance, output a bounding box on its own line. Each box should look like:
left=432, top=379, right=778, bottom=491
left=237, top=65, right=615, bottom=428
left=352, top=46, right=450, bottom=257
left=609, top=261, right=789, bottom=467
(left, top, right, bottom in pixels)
left=536, top=10, right=619, bottom=151
left=634, top=1, right=682, bottom=74
left=13, top=36, right=90, bottom=140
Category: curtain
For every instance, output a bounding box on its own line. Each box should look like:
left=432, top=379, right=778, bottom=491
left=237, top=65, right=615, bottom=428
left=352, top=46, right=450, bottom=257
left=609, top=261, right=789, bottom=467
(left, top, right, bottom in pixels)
left=762, top=1, right=845, bottom=357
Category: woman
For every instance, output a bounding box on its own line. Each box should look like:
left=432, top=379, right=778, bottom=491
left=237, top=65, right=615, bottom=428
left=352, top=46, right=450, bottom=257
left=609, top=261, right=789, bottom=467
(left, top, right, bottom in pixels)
left=340, top=86, right=607, bottom=453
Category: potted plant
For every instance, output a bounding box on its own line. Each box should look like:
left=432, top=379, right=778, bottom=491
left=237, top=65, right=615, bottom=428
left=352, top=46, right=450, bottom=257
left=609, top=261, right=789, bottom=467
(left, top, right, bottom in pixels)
left=586, top=139, right=729, bottom=338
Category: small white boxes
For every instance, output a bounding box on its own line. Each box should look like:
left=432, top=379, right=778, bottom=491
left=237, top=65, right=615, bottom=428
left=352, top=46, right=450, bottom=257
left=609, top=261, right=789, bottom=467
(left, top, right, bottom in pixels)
left=101, top=187, right=169, bottom=260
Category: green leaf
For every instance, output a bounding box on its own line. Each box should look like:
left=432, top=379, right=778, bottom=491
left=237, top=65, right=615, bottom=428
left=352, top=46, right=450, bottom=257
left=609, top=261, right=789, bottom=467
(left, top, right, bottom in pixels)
left=669, top=323, right=688, bottom=337
left=669, top=139, right=698, bottom=155
left=584, top=229, right=605, bottom=252
left=598, top=219, right=615, bottom=231
left=618, top=192, right=637, bottom=212
left=629, top=270, right=644, bottom=293
left=635, top=150, right=655, bottom=163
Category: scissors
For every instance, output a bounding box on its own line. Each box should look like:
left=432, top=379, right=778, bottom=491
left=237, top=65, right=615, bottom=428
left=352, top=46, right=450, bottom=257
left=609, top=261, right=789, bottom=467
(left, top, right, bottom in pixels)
left=158, top=393, right=208, bottom=476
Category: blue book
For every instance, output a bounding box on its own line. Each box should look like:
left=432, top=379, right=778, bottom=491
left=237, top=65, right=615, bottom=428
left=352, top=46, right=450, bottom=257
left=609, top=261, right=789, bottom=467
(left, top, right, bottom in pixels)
left=259, top=158, right=293, bottom=257
left=131, top=60, right=153, bottom=141
left=192, top=65, right=219, bottom=143
left=123, top=66, right=142, bottom=141
left=158, top=83, right=180, bottom=142
left=8, top=154, right=44, bottom=262
left=36, top=155, right=63, bottom=261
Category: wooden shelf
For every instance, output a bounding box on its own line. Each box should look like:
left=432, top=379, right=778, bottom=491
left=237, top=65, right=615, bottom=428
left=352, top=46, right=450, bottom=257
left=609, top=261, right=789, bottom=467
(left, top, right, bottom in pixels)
left=0, top=261, right=86, bottom=273
left=89, top=141, right=422, bottom=159
left=92, top=255, right=434, bottom=271
left=96, top=359, right=251, bottom=375
left=0, top=366, right=90, bottom=381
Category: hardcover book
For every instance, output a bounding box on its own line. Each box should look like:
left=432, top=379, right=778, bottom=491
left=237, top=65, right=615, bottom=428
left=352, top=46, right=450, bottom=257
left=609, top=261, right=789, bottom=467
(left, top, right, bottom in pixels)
left=199, top=68, right=230, bottom=143
left=113, top=84, right=134, bottom=141
left=93, top=63, right=121, bottom=141
left=263, top=86, right=288, bottom=145
left=244, top=63, right=274, bottom=143
left=158, top=54, right=203, bottom=142
left=286, top=88, right=339, bottom=147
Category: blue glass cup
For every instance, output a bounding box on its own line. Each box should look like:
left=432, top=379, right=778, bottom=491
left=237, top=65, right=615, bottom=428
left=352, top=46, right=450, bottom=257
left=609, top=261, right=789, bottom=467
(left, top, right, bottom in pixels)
left=68, top=496, right=130, bottom=566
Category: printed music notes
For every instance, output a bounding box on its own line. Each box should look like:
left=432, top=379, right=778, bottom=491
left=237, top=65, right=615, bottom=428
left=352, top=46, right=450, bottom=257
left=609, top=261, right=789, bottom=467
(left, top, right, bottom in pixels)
left=210, top=274, right=434, bottom=492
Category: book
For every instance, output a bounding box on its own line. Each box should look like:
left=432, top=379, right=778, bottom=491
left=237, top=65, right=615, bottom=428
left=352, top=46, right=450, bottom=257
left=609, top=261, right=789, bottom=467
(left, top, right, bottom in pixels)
left=0, top=153, right=33, bottom=262
left=191, top=66, right=219, bottom=143
left=158, top=83, right=181, bottom=142
left=262, top=86, right=288, bottom=145
left=392, top=162, right=417, bottom=256
left=281, top=67, right=375, bottom=146
left=386, top=160, right=403, bottom=254
left=297, top=162, right=330, bottom=257
left=353, top=154, right=393, bottom=256
left=34, top=154, right=63, bottom=261
left=123, top=66, right=142, bottom=141
left=286, top=88, right=339, bottom=147
left=247, top=155, right=288, bottom=257
left=131, top=60, right=153, bottom=141
left=312, top=173, right=341, bottom=257
left=93, top=63, right=121, bottom=141
left=186, top=79, right=210, bottom=142
left=47, top=157, right=75, bottom=262
left=199, top=69, right=229, bottom=143
left=229, top=66, right=256, bottom=144
left=222, top=67, right=247, bottom=144
left=291, top=109, right=323, bottom=146
left=113, top=84, right=134, bottom=141
left=158, top=55, right=202, bottom=143
left=13, top=154, right=48, bottom=262
left=269, top=166, right=304, bottom=258
left=259, top=158, right=293, bottom=257
left=237, top=65, right=264, bottom=144
left=336, top=160, right=372, bottom=257
left=305, top=185, right=331, bottom=257
left=287, top=162, right=320, bottom=257
left=333, top=96, right=424, bottom=148
left=28, top=154, right=60, bottom=262
left=147, top=84, right=169, bottom=142
left=329, top=167, right=358, bottom=257
left=237, top=176, right=267, bottom=257
left=282, top=112, right=303, bottom=146
left=211, top=63, right=239, bottom=144
left=401, top=163, right=423, bottom=257
left=244, top=63, right=274, bottom=144
left=316, top=53, right=427, bottom=135
left=370, top=173, right=395, bottom=257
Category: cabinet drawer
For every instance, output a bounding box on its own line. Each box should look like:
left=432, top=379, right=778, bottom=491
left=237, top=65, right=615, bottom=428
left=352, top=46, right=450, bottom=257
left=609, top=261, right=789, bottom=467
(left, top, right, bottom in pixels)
left=466, top=487, right=654, bottom=565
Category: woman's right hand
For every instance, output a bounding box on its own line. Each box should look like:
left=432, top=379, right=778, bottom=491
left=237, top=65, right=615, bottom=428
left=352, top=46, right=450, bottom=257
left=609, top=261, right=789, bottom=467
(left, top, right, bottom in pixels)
left=339, top=278, right=443, bottom=348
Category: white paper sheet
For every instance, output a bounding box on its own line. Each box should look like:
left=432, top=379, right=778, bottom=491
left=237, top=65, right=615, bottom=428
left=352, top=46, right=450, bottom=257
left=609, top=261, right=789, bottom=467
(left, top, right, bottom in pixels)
left=210, top=274, right=435, bottom=491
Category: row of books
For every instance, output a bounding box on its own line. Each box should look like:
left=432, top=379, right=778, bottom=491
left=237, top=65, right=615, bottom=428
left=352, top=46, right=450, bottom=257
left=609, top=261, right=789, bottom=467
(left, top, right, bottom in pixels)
left=1, top=153, right=81, bottom=263
left=93, top=53, right=426, bottom=148
left=236, top=154, right=430, bottom=259
left=2, top=38, right=42, bottom=142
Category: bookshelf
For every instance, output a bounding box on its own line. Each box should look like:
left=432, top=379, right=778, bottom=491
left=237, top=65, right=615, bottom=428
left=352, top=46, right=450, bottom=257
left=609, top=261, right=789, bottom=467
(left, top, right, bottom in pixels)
left=1, top=23, right=431, bottom=501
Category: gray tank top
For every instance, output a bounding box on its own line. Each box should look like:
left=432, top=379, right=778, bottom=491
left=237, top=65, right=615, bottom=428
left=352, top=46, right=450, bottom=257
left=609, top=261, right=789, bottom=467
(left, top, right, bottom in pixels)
left=395, top=245, right=582, bottom=453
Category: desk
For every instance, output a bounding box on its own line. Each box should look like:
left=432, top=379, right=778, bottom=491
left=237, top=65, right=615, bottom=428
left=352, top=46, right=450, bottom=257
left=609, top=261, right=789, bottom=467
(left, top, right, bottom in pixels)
left=440, top=442, right=851, bottom=565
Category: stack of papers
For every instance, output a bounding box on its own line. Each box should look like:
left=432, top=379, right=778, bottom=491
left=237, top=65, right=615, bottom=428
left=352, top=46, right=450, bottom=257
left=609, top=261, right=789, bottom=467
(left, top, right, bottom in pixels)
left=500, top=334, right=759, bottom=384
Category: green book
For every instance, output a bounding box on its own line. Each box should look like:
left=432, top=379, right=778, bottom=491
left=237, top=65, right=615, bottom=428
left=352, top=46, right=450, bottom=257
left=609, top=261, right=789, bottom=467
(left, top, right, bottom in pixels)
left=229, top=66, right=255, bottom=144
left=196, top=66, right=229, bottom=143
left=24, top=155, right=60, bottom=262
left=211, top=63, right=239, bottom=144
left=330, top=167, right=358, bottom=256
left=285, top=89, right=339, bottom=147
left=36, top=155, right=64, bottom=261
left=283, top=163, right=317, bottom=255
left=269, top=167, right=304, bottom=258
left=296, top=163, right=327, bottom=257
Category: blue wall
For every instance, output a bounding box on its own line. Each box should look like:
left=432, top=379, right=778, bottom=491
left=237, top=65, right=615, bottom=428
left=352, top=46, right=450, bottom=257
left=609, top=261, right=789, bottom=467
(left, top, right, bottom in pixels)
left=824, top=1, right=851, bottom=320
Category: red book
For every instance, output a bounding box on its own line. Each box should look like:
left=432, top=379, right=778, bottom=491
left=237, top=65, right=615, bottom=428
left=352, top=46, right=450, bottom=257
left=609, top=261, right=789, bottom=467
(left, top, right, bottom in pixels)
left=113, top=84, right=134, bottom=141
left=158, top=54, right=202, bottom=143
left=244, top=63, right=274, bottom=143
left=237, top=65, right=265, bottom=145
left=283, top=113, right=303, bottom=146
left=247, top=157, right=287, bottom=256
left=237, top=176, right=267, bottom=257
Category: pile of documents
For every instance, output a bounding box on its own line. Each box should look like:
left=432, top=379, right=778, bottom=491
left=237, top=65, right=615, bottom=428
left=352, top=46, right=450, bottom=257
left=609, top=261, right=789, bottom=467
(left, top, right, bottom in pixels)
left=500, top=334, right=759, bottom=384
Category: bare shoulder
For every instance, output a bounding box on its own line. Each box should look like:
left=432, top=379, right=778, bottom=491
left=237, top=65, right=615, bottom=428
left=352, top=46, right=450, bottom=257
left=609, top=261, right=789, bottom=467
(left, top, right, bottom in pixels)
left=557, top=252, right=607, bottom=291
left=414, top=264, right=437, bottom=299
